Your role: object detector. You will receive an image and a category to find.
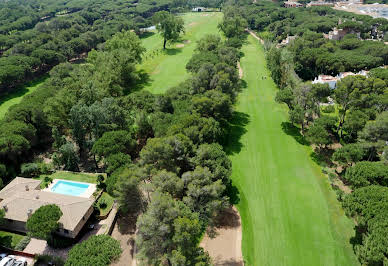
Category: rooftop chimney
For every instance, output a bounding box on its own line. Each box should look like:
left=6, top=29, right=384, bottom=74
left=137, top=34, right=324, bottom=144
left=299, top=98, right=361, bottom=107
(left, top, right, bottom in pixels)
left=35, top=195, right=39, bottom=200
left=3, top=205, right=7, bottom=212
left=25, top=185, right=29, bottom=191
left=27, top=208, right=33, bottom=217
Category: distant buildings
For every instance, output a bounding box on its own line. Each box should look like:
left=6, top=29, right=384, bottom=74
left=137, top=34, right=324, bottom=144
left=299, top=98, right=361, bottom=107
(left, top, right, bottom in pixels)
left=323, top=27, right=361, bottom=40
left=192, top=7, right=207, bottom=12
left=278, top=35, right=297, bottom=47
left=312, top=70, right=369, bottom=89
left=307, top=1, right=334, bottom=7
left=284, top=1, right=303, bottom=8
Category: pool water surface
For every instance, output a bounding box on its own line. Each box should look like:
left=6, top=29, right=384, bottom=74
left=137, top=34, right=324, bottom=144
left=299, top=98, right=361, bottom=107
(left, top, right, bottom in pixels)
left=51, top=180, right=90, bottom=196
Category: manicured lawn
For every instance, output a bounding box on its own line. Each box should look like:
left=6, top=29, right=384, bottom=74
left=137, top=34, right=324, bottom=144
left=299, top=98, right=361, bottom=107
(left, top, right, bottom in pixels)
left=0, top=76, right=47, bottom=119
left=224, top=35, right=359, bottom=265
left=37, top=171, right=106, bottom=188
left=139, top=12, right=223, bottom=94
left=0, top=231, right=23, bottom=249
left=96, top=192, right=114, bottom=216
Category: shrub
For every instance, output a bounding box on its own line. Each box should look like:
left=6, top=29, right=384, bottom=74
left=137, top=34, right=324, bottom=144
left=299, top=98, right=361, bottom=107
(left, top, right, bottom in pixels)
left=38, top=162, right=53, bottom=175
left=65, top=235, right=122, bottom=266
left=44, top=176, right=53, bottom=183
left=15, top=236, right=31, bottom=251
left=322, top=105, right=335, bottom=113
left=99, top=199, right=107, bottom=209
left=34, top=254, right=65, bottom=266
left=26, top=204, right=62, bottom=241
left=21, top=163, right=40, bottom=177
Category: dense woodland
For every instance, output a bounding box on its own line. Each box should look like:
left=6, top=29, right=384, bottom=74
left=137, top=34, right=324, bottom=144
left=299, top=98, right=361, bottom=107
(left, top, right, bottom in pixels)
left=0, top=0, right=222, bottom=96
left=0, top=0, right=246, bottom=263
left=242, top=1, right=388, bottom=80
left=230, top=1, right=388, bottom=265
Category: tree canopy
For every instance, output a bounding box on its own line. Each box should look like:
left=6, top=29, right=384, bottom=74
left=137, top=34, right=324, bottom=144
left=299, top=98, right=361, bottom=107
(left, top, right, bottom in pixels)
left=26, top=204, right=62, bottom=240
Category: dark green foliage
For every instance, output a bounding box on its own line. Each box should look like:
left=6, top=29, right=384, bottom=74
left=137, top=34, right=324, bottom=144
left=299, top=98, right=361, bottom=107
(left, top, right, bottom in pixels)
left=343, top=186, right=388, bottom=265
left=332, top=143, right=365, bottom=167
left=53, top=142, right=79, bottom=171
left=34, top=254, right=65, bottom=266
left=26, top=204, right=62, bottom=241
left=105, top=153, right=131, bottom=174
left=136, top=192, right=210, bottom=265
left=345, top=161, right=388, bottom=188
left=153, top=11, right=185, bottom=49
left=92, top=131, right=136, bottom=158
left=20, top=162, right=39, bottom=177
left=65, top=235, right=122, bottom=266
left=140, top=134, right=194, bottom=174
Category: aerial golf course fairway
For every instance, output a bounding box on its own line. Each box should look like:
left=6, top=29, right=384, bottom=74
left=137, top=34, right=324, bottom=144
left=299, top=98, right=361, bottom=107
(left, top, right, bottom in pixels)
left=140, top=12, right=222, bottom=94
left=227, top=35, right=359, bottom=265
left=141, top=13, right=358, bottom=266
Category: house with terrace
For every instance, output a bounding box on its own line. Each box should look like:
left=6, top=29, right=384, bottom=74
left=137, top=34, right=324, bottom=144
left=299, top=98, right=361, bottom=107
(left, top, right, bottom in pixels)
left=0, top=177, right=96, bottom=238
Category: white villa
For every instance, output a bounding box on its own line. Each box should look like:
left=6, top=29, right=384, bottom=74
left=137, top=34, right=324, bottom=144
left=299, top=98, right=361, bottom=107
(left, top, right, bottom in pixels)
left=312, top=70, right=369, bottom=89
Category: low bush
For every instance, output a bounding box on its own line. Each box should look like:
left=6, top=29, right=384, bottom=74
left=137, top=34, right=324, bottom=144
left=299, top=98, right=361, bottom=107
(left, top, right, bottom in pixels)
left=21, top=163, right=40, bottom=177
left=15, top=236, right=31, bottom=251
left=322, top=105, right=335, bottom=113
left=34, top=254, right=65, bottom=266
left=65, top=235, right=121, bottom=266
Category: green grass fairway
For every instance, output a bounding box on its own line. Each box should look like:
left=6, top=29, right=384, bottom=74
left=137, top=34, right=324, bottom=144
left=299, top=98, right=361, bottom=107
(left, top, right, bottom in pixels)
left=226, top=35, right=359, bottom=265
left=139, top=12, right=222, bottom=94
left=0, top=76, right=47, bottom=119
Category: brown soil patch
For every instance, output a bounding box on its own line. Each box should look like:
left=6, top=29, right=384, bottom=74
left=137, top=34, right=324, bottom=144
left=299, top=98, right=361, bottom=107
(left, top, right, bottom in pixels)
left=176, top=44, right=184, bottom=48
left=183, top=40, right=191, bottom=44
left=111, top=214, right=138, bottom=266
left=188, top=22, right=198, bottom=27
left=200, top=207, right=244, bottom=266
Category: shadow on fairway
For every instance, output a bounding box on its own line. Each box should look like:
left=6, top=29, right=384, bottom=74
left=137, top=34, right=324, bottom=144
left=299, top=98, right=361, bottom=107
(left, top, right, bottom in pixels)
left=164, top=47, right=183, bottom=55
left=131, top=70, right=152, bottom=92
left=281, top=122, right=309, bottom=146
left=225, top=180, right=240, bottom=205
left=223, top=111, right=250, bottom=156
left=139, top=31, right=155, bottom=39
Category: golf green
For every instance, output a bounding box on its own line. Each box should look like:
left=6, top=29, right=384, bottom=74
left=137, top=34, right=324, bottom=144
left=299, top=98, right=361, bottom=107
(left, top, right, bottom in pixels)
left=139, top=12, right=222, bottom=94
left=0, top=76, right=46, bottom=119
left=227, top=35, right=359, bottom=266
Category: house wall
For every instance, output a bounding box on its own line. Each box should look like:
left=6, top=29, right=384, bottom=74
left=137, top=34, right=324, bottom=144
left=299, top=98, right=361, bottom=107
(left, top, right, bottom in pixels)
left=1, top=206, right=94, bottom=239
left=0, top=219, right=27, bottom=233
left=57, top=205, right=94, bottom=238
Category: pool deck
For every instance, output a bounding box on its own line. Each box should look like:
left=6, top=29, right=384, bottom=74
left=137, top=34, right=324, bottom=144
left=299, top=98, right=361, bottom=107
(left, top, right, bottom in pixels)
left=43, top=179, right=97, bottom=198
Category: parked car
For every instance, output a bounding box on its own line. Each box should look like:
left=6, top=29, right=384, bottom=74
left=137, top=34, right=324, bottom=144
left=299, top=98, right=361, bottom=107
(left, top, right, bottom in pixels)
left=0, top=254, right=7, bottom=261
left=12, top=258, right=27, bottom=266
left=0, top=255, right=16, bottom=266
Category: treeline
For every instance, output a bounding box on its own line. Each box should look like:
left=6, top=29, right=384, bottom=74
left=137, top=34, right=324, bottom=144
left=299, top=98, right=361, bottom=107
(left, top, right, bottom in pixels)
left=0, top=7, right=246, bottom=264
left=229, top=0, right=388, bottom=264
left=241, top=1, right=388, bottom=80
left=0, top=0, right=222, bottom=95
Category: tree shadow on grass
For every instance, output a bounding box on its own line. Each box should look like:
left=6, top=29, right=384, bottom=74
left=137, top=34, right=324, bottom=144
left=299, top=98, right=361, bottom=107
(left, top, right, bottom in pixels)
left=130, top=70, right=151, bottom=92
left=222, top=111, right=250, bottom=156
left=281, top=122, right=309, bottom=146
left=310, top=147, right=334, bottom=168
left=0, top=75, right=48, bottom=106
left=139, top=31, right=155, bottom=39
left=0, top=235, right=12, bottom=249
left=225, top=179, right=240, bottom=205
left=164, top=47, right=182, bottom=55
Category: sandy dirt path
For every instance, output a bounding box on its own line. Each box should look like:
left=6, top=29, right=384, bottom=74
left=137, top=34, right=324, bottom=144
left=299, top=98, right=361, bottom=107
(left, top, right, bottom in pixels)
left=200, top=207, right=244, bottom=266
left=247, top=29, right=264, bottom=44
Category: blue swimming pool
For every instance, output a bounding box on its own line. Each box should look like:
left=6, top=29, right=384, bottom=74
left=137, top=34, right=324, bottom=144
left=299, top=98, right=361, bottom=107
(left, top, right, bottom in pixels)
left=51, top=180, right=90, bottom=196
